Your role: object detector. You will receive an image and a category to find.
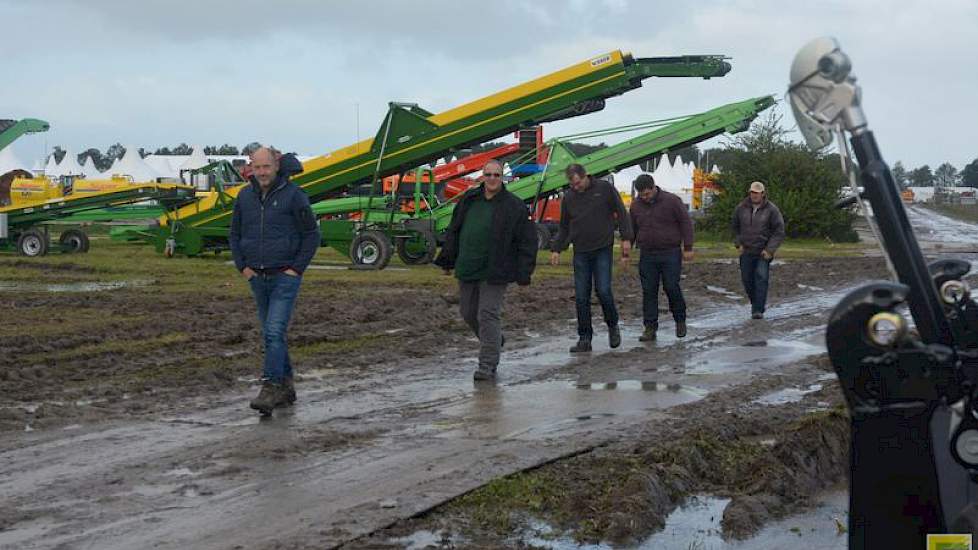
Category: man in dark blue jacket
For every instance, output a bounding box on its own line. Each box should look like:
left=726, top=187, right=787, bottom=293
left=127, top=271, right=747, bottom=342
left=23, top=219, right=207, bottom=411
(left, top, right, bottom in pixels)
left=230, top=147, right=319, bottom=415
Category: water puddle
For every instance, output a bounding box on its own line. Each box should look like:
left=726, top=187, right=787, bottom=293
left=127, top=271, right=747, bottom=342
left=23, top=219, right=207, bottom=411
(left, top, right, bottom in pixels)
left=754, top=383, right=824, bottom=406
left=684, top=337, right=824, bottom=376
left=706, top=285, right=742, bottom=300
left=0, top=279, right=153, bottom=292
left=432, top=380, right=706, bottom=440
left=507, top=491, right=848, bottom=549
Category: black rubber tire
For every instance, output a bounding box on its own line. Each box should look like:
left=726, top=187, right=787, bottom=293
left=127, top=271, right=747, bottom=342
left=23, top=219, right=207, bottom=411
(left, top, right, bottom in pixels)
left=349, top=230, right=393, bottom=270
left=535, top=223, right=551, bottom=251
left=396, top=231, right=436, bottom=265
left=59, top=229, right=90, bottom=253
left=17, top=229, right=48, bottom=257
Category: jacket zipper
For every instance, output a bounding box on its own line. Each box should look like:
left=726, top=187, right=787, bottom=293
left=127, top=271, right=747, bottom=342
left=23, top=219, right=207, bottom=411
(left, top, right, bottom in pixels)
left=258, top=180, right=286, bottom=270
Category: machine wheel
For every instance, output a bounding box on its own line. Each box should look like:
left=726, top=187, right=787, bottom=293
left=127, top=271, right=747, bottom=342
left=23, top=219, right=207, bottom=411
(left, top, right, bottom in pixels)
left=396, top=230, right=436, bottom=265
left=59, top=229, right=90, bottom=253
left=350, top=230, right=393, bottom=270
left=17, top=229, right=48, bottom=257
left=535, top=223, right=551, bottom=250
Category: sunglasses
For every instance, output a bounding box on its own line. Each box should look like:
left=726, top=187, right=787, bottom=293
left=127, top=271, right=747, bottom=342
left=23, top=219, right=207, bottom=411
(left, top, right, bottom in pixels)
left=484, top=172, right=502, bottom=178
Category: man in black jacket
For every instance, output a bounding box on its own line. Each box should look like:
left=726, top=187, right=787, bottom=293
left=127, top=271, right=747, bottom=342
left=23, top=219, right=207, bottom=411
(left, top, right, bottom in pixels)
left=549, top=163, right=633, bottom=352
left=434, top=160, right=537, bottom=380
left=230, top=147, right=319, bottom=415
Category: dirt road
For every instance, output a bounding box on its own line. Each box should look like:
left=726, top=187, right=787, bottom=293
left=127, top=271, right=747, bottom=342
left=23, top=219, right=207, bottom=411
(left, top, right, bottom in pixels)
left=1, top=209, right=972, bottom=549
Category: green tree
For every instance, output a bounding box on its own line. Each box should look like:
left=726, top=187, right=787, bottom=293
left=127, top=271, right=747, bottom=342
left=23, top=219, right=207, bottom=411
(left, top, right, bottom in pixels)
left=154, top=146, right=172, bottom=155
left=934, top=162, right=959, bottom=188
left=105, top=143, right=126, bottom=163
left=962, top=158, right=978, bottom=188
left=241, top=142, right=263, bottom=156
left=908, top=165, right=933, bottom=187
left=891, top=161, right=909, bottom=189
left=217, top=144, right=239, bottom=155
left=172, top=143, right=192, bottom=155
left=51, top=146, right=66, bottom=163
left=699, top=109, right=856, bottom=242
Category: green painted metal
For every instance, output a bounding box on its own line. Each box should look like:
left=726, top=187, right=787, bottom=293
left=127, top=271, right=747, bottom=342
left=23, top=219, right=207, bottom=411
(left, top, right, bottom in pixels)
left=320, top=95, right=775, bottom=260
left=0, top=118, right=49, bottom=152
left=153, top=53, right=732, bottom=256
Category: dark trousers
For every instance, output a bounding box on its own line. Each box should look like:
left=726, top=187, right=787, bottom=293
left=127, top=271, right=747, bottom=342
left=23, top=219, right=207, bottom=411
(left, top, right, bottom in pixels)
left=639, top=248, right=686, bottom=328
left=572, top=245, right=618, bottom=339
left=739, top=253, right=772, bottom=314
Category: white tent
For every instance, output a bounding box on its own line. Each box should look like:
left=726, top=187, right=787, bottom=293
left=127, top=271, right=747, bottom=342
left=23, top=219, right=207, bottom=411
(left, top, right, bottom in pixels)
left=44, top=153, right=61, bottom=176
left=81, top=156, right=101, bottom=178
left=107, top=145, right=160, bottom=182
left=177, top=146, right=209, bottom=172
left=610, top=164, right=645, bottom=193
left=0, top=147, right=30, bottom=176
left=31, top=158, right=45, bottom=175
left=145, top=155, right=178, bottom=179
left=58, top=149, right=85, bottom=176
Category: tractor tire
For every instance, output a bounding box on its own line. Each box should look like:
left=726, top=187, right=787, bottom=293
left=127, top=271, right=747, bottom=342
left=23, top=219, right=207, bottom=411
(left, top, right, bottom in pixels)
left=396, top=231, right=436, bottom=265
left=349, top=230, right=393, bottom=270
left=535, top=223, right=551, bottom=251
left=17, top=229, right=48, bottom=257
left=59, top=229, right=90, bottom=253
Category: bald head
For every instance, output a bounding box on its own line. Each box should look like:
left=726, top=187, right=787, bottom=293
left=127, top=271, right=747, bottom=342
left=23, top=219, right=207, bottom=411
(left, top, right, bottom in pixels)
left=250, top=146, right=279, bottom=190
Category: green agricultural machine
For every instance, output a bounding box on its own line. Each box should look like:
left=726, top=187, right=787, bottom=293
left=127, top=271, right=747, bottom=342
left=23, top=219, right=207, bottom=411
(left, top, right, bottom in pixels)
left=147, top=50, right=733, bottom=257
left=319, top=96, right=775, bottom=269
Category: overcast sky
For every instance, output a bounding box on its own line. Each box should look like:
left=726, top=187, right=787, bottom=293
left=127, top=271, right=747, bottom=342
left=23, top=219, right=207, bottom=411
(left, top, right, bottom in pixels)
left=3, top=0, right=976, bottom=171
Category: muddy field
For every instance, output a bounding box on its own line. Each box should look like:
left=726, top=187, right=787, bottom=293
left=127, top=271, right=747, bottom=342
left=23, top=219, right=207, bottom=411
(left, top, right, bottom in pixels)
left=0, top=244, right=882, bottom=433
left=11, top=221, right=957, bottom=549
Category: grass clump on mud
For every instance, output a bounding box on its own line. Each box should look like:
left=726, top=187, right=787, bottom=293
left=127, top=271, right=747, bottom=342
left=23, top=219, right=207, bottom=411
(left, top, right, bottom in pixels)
left=423, top=403, right=849, bottom=546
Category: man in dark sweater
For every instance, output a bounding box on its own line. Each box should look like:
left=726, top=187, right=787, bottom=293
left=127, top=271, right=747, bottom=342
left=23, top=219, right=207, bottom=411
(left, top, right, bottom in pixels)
left=629, top=174, right=694, bottom=341
left=732, top=181, right=786, bottom=319
left=434, top=159, right=537, bottom=380
left=550, top=163, right=633, bottom=352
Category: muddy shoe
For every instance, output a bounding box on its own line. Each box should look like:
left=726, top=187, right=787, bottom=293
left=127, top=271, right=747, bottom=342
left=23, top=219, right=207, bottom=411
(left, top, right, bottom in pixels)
left=473, top=367, right=496, bottom=381
left=751, top=311, right=764, bottom=320
left=569, top=338, right=592, bottom=353
left=675, top=321, right=687, bottom=338
left=608, top=325, right=621, bottom=349
left=284, top=376, right=297, bottom=405
left=639, top=327, right=657, bottom=342
left=249, top=381, right=289, bottom=416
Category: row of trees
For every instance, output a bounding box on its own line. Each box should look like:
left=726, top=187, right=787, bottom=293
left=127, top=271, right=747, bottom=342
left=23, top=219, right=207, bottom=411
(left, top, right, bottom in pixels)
left=50, top=142, right=264, bottom=171
left=891, top=160, right=978, bottom=188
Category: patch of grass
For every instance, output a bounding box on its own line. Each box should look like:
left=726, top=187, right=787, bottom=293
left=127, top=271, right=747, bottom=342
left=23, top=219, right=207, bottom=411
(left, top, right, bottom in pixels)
left=0, top=307, right=146, bottom=339
left=449, top=470, right=564, bottom=533
left=20, top=332, right=189, bottom=364
left=291, top=334, right=389, bottom=360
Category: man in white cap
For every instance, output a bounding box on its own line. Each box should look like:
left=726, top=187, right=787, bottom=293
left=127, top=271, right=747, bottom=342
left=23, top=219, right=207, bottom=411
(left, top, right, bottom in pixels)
left=732, top=181, right=785, bottom=319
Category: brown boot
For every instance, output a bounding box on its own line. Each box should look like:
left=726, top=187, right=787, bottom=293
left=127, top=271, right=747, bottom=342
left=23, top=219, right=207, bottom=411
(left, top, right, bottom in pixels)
left=284, top=376, right=297, bottom=405
left=249, top=380, right=289, bottom=416
left=639, top=326, right=657, bottom=342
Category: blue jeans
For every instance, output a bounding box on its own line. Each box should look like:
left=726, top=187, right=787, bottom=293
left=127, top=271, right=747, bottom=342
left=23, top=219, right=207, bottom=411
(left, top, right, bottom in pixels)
left=739, top=253, right=771, bottom=314
left=639, top=249, right=686, bottom=328
left=249, top=272, right=302, bottom=383
left=572, top=245, right=618, bottom=338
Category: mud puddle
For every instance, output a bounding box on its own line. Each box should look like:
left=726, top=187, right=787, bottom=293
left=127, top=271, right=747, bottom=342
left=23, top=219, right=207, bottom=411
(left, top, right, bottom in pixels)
left=0, top=279, right=153, bottom=292
left=428, top=380, right=706, bottom=440
left=493, top=490, right=847, bottom=550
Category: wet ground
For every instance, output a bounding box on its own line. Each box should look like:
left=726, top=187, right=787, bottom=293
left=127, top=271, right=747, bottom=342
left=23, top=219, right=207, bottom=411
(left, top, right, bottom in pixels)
left=1, top=206, right=975, bottom=549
